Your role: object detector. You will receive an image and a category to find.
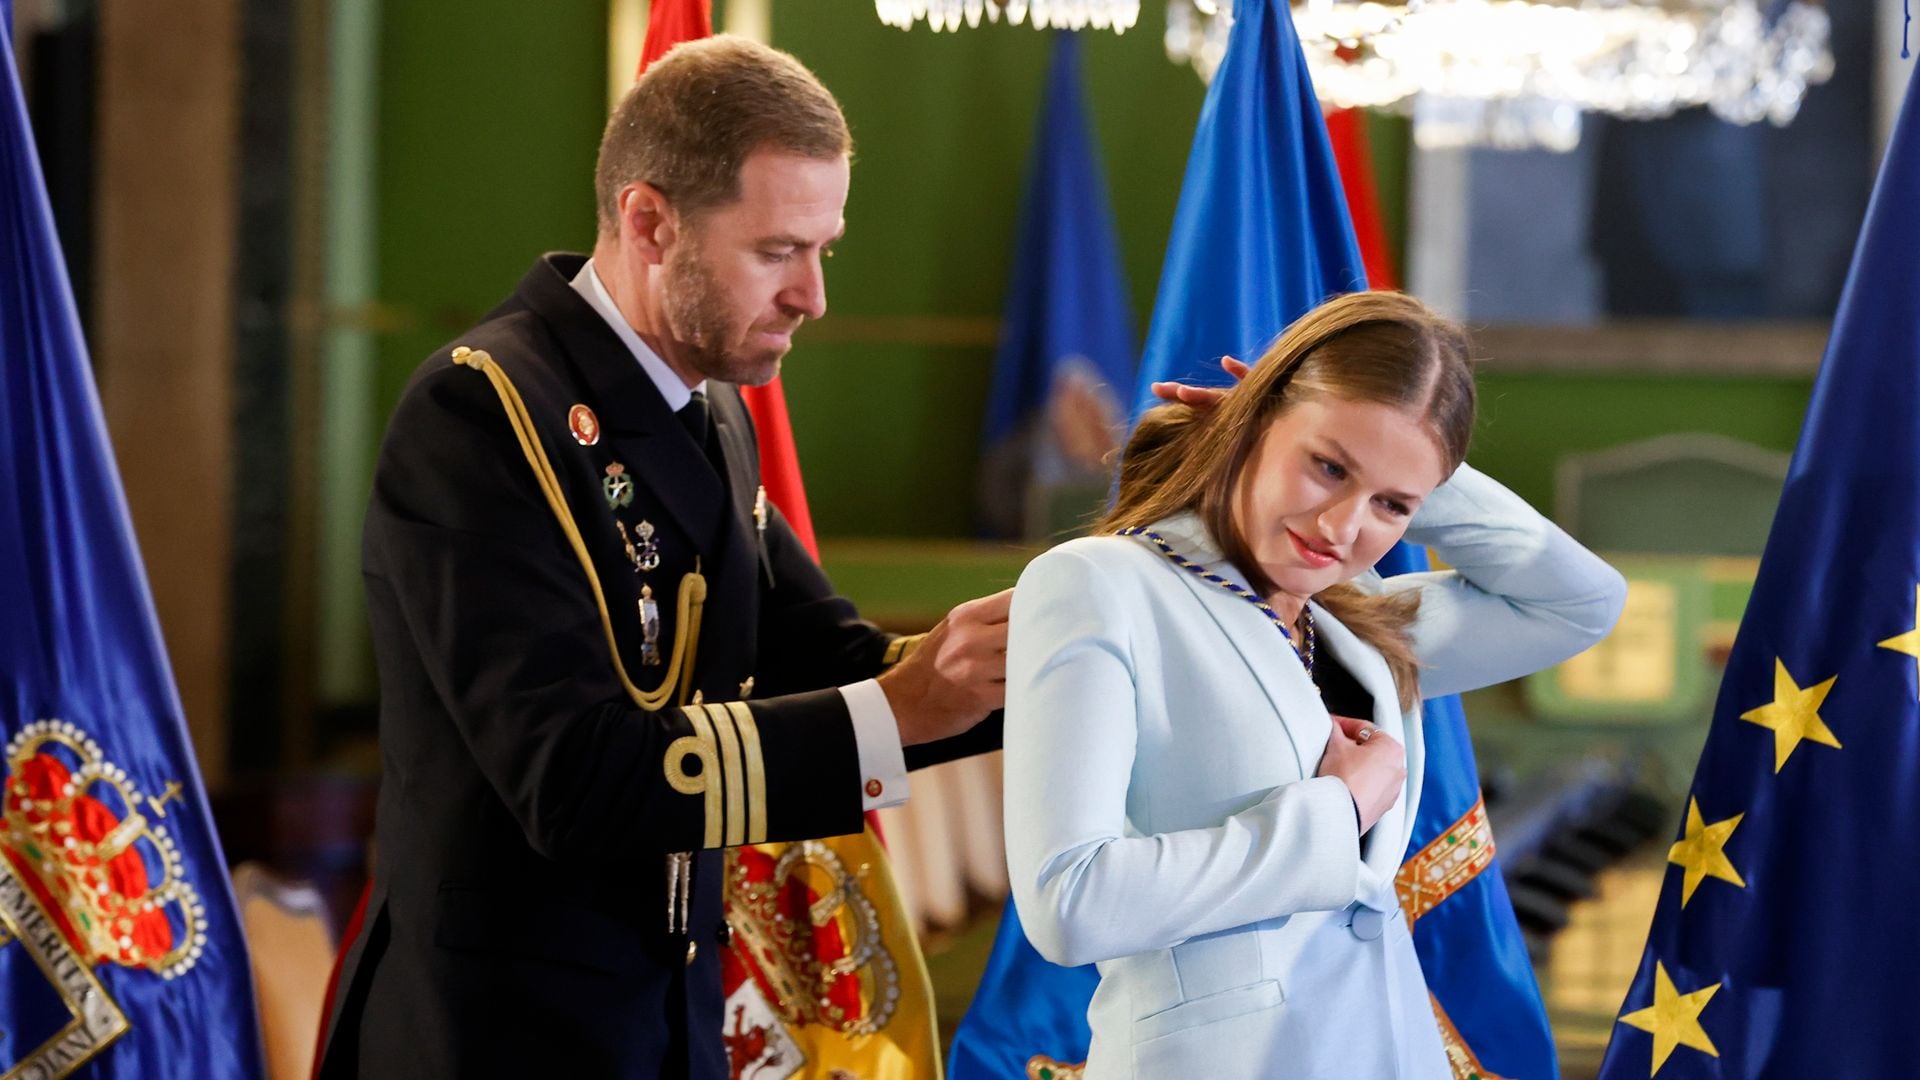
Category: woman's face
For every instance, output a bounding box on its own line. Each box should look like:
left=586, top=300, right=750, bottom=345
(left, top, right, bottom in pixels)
left=1234, top=394, right=1451, bottom=602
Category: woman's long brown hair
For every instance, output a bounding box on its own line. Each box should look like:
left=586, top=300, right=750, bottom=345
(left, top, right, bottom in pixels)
left=1101, top=291, right=1476, bottom=709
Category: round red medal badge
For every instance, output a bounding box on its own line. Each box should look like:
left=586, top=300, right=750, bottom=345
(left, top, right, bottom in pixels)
left=569, top=403, right=601, bottom=446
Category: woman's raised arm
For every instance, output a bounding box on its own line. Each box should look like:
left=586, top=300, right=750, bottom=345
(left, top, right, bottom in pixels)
left=1363, top=463, right=1627, bottom=699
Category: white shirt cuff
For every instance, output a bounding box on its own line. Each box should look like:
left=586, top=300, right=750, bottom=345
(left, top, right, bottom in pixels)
left=841, top=679, right=909, bottom=811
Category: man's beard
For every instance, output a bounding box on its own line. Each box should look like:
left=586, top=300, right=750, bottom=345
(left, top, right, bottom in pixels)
left=662, top=245, right=790, bottom=386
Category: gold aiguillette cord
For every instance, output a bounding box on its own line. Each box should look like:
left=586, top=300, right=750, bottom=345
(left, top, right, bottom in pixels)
left=452, top=346, right=704, bottom=710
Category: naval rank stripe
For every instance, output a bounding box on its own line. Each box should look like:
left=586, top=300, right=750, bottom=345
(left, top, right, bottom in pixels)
left=1395, top=794, right=1496, bottom=925
left=723, top=701, right=768, bottom=844
left=705, top=703, right=749, bottom=847
left=883, top=633, right=926, bottom=667
left=671, top=706, right=726, bottom=848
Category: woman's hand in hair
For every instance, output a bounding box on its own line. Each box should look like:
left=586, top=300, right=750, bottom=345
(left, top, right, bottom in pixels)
left=1316, top=714, right=1407, bottom=835
left=1148, top=355, right=1250, bottom=410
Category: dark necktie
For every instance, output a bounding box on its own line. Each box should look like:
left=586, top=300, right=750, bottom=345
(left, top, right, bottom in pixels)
left=678, top=389, right=721, bottom=469
left=678, top=389, right=710, bottom=444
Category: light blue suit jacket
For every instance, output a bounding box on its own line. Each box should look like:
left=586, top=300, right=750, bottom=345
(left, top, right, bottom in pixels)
left=1004, top=464, right=1626, bottom=1080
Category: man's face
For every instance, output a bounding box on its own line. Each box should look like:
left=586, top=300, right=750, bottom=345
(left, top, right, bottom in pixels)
left=661, top=148, right=849, bottom=386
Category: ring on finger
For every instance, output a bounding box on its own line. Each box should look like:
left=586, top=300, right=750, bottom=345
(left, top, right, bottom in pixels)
left=1356, top=725, right=1376, bottom=743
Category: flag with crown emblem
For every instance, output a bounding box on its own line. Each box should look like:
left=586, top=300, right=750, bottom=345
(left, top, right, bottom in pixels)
left=0, top=8, right=265, bottom=1077
left=1595, top=58, right=1920, bottom=1080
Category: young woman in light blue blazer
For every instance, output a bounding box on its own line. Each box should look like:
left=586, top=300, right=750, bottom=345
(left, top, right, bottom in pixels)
left=1004, top=291, right=1627, bottom=1080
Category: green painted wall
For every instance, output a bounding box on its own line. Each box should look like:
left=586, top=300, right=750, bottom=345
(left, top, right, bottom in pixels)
left=1470, top=373, right=1814, bottom=510
left=773, top=11, right=1205, bottom=535
left=371, top=1, right=606, bottom=419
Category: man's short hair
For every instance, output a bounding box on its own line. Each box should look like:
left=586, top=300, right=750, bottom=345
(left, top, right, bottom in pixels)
left=595, top=36, right=852, bottom=235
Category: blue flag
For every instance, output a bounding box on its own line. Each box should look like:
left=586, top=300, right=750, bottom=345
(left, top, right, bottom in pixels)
left=1132, top=2, right=1557, bottom=1077
left=949, top=32, right=1121, bottom=1076
left=1595, top=63, right=1920, bottom=1080
left=975, top=32, right=1136, bottom=540
left=1, top=18, right=265, bottom=1079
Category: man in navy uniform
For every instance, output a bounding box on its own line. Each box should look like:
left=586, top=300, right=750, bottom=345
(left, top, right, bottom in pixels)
left=318, top=36, right=1009, bottom=1078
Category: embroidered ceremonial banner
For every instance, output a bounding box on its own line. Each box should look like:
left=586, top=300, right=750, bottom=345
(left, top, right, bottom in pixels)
left=973, top=33, right=1137, bottom=542
left=1397, top=797, right=1497, bottom=926
left=1596, top=50, right=1920, bottom=1080
left=0, top=13, right=265, bottom=1078
left=631, top=7, right=944, bottom=1077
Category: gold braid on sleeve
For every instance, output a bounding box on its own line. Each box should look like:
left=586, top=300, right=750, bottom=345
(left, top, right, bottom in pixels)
left=881, top=633, right=926, bottom=668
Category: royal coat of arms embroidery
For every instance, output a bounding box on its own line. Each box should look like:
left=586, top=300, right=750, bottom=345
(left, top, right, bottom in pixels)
left=0, top=720, right=208, bottom=1076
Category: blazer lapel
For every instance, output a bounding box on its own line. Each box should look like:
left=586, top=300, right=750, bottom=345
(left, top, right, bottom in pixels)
left=1310, top=609, right=1421, bottom=883
left=1145, top=514, right=1327, bottom=781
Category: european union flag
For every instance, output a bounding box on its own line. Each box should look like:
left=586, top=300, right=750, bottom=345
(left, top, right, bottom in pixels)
left=1, top=14, right=265, bottom=1078
left=1132, top=1, right=1556, bottom=1076
left=1595, top=59, right=1920, bottom=1080
left=949, top=32, right=1120, bottom=1076
left=975, top=32, right=1136, bottom=540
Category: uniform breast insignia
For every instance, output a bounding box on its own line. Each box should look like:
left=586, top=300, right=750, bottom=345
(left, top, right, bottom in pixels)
left=602, top=463, right=634, bottom=510
left=618, top=520, right=661, bottom=573
left=568, top=403, right=601, bottom=446
left=753, top=486, right=775, bottom=585
left=639, top=585, right=662, bottom=666
left=0, top=720, right=212, bottom=1075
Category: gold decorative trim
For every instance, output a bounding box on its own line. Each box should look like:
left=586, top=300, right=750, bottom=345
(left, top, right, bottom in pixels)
left=677, top=708, right=726, bottom=849
left=882, top=633, right=927, bottom=668
left=724, top=702, right=768, bottom=844
left=1430, top=992, right=1509, bottom=1080
left=1026, top=1055, right=1086, bottom=1079
left=0, top=859, right=130, bottom=1079
left=706, top=704, right=749, bottom=847
left=1396, top=795, right=1496, bottom=925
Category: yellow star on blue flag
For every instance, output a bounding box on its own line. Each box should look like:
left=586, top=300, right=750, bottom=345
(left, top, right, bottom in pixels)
left=1617, top=962, right=1720, bottom=1075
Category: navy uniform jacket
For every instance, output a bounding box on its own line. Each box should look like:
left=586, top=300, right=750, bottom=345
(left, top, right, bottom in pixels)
left=318, top=253, right=1000, bottom=1078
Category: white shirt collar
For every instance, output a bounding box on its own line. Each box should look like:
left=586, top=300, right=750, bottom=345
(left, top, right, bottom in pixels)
left=569, top=258, right=706, bottom=413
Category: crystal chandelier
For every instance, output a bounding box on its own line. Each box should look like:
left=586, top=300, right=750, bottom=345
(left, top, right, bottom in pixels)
left=1165, top=0, right=1834, bottom=151
left=876, top=0, right=1142, bottom=32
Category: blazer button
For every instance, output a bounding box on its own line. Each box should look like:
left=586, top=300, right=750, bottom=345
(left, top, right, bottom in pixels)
left=716, top=923, right=733, bottom=948
left=685, top=941, right=699, bottom=966
left=1348, top=908, right=1385, bottom=941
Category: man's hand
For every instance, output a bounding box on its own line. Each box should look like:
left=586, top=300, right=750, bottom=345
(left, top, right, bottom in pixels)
left=1316, top=714, right=1407, bottom=835
left=876, top=589, right=1012, bottom=746
left=1148, top=355, right=1249, bottom=410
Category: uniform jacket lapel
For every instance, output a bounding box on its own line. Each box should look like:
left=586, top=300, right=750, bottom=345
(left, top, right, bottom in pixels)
left=511, top=254, right=731, bottom=555
left=697, top=385, right=764, bottom=614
